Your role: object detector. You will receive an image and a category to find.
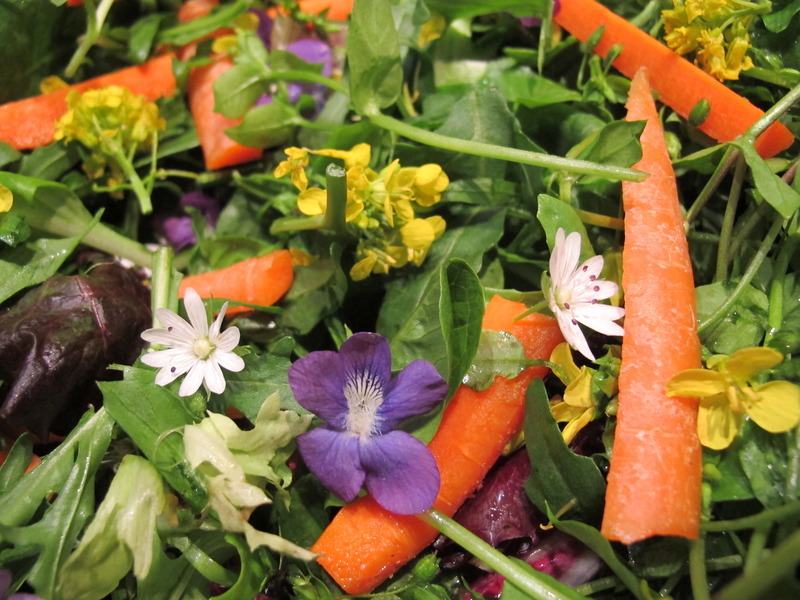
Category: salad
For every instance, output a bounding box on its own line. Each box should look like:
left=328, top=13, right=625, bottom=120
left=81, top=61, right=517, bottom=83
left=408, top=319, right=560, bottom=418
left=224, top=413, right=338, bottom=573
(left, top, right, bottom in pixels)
left=1, top=0, right=799, bottom=599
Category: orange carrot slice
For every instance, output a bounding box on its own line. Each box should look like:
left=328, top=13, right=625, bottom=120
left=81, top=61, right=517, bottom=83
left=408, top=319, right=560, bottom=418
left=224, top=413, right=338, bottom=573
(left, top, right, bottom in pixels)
left=178, top=249, right=294, bottom=315
left=0, top=54, right=177, bottom=151
left=600, top=68, right=703, bottom=544
left=310, top=295, right=564, bottom=594
left=186, top=56, right=264, bottom=170
left=553, top=0, right=795, bottom=158
left=298, top=0, right=353, bottom=21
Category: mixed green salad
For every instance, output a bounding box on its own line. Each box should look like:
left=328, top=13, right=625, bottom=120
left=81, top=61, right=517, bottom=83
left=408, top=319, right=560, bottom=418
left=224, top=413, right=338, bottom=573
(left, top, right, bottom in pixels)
left=1, top=0, right=799, bottom=599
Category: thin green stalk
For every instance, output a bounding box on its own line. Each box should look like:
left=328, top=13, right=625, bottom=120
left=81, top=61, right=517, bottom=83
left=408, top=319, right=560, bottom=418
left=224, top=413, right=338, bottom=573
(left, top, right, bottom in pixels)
left=728, top=201, right=771, bottom=258
left=268, top=70, right=349, bottom=96
left=689, top=536, right=712, bottom=600
left=703, top=500, right=800, bottom=531
left=698, top=215, right=783, bottom=334
left=764, top=219, right=798, bottom=345
left=82, top=221, right=153, bottom=268
left=367, top=112, right=646, bottom=182
left=65, top=0, right=116, bottom=78
left=684, top=146, right=738, bottom=227
left=714, top=526, right=800, bottom=600
left=149, top=247, right=178, bottom=322
left=741, top=79, right=800, bottom=141
left=324, top=163, right=348, bottom=234
left=419, top=508, right=586, bottom=600
left=714, top=154, right=746, bottom=281
left=743, top=523, right=770, bottom=575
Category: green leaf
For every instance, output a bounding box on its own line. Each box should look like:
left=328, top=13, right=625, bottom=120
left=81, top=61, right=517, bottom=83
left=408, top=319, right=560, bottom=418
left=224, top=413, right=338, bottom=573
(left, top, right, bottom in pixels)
left=575, top=119, right=645, bottom=178
left=496, top=66, right=582, bottom=108
left=738, top=420, right=792, bottom=508
left=696, top=280, right=770, bottom=354
left=128, top=13, right=166, bottom=64
left=100, top=378, right=208, bottom=511
left=461, top=329, right=528, bottom=391
left=156, top=0, right=249, bottom=46
left=275, top=258, right=348, bottom=335
left=0, top=212, right=31, bottom=247
left=763, top=0, right=800, bottom=33
left=377, top=207, right=505, bottom=376
left=732, top=139, right=800, bottom=218
left=0, top=143, right=22, bottom=168
left=548, top=510, right=653, bottom=600
left=440, top=258, right=485, bottom=393
left=524, top=379, right=606, bottom=522
left=225, top=102, right=301, bottom=148
left=536, top=194, right=594, bottom=261
left=346, top=0, right=403, bottom=113
left=425, top=0, right=550, bottom=19
left=213, top=61, right=271, bottom=119
left=0, top=233, right=87, bottom=304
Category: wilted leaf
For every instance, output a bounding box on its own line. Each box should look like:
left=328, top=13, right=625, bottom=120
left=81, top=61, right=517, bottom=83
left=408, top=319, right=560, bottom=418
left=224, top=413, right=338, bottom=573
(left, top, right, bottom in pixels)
left=0, top=258, right=151, bottom=437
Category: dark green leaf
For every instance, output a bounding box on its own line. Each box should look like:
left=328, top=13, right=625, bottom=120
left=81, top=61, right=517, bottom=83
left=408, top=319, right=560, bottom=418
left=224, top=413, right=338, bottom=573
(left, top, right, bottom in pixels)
left=524, top=379, right=606, bottom=522
left=738, top=421, right=792, bottom=508
left=346, top=0, right=403, bottom=113
left=461, top=330, right=527, bottom=391
left=697, top=281, right=769, bottom=354
left=213, top=62, right=271, bottom=119
left=0, top=233, right=83, bottom=302
left=0, top=212, right=31, bottom=247
left=225, top=102, right=301, bottom=148
left=276, top=258, right=348, bottom=335
left=377, top=207, right=505, bottom=375
left=762, top=0, right=800, bottom=33
left=128, top=13, right=166, bottom=64
left=100, top=378, right=208, bottom=510
left=0, top=143, right=22, bottom=168
left=732, top=139, right=800, bottom=218
left=496, top=66, right=582, bottom=108
left=425, top=0, right=550, bottom=19
left=156, top=0, right=249, bottom=46
left=576, top=119, right=645, bottom=176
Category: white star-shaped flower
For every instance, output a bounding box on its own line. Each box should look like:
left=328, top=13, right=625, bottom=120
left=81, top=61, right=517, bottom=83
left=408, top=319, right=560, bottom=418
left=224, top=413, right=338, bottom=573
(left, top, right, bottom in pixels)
left=140, top=288, right=245, bottom=396
left=547, top=228, right=625, bottom=361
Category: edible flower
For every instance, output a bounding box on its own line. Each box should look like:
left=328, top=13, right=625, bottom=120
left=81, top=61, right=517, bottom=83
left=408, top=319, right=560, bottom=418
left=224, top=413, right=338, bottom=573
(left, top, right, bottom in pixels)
left=548, top=342, right=598, bottom=444
left=140, top=288, right=244, bottom=397
left=0, top=184, right=11, bottom=213
left=666, top=347, right=800, bottom=450
left=546, top=228, right=625, bottom=361
left=288, top=332, right=448, bottom=514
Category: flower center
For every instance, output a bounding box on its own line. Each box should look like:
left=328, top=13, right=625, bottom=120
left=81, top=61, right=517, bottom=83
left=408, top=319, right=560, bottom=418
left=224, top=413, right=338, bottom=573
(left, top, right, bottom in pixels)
left=193, top=337, right=214, bottom=360
left=343, top=370, right=384, bottom=437
left=553, top=285, right=574, bottom=311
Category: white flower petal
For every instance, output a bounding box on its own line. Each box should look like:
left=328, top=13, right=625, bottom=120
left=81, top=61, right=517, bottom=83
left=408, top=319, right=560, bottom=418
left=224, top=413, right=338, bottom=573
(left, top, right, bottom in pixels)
left=215, top=350, right=245, bottom=373
left=556, top=310, right=595, bottom=361
left=203, top=360, right=227, bottom=394
left=141, top=348, right=190, bottom=368
left=183, top=288, right=209, bottom=337
left=152, top=308, right=195, bottom=340
left=215, top=327, right=241, bottom=352
left=180, top=361, right=208, bottom=396
left=141, top=328, right=190, bottom=347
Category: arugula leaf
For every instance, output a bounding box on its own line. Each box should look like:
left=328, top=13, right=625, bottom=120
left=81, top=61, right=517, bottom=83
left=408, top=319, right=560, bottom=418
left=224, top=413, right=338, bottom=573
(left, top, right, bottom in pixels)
left=346, top=0, right=403, bottom=114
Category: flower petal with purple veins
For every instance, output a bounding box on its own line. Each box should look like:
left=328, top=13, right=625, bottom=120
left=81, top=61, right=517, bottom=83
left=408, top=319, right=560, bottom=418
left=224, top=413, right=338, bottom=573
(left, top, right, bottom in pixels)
left=288, top=350, right=349, bottom=428
left=339, top=333, right=393, bottom=398
left=297, top=428, right=365, bottom=502
left=379, top=360, right=449, bottom=432
left=360, top=430, right=440, bottom=514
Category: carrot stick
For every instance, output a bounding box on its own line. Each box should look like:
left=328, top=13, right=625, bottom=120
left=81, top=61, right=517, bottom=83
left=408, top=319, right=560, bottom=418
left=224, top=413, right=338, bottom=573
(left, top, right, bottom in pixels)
left=553, top=0, right=795, bottom=158
left=600, top=67, right=703, bottom=544
left=186, top=56, right=264, bottom=170
left=298, top=0, right=354, bottom=20
left=310, top=295, right=564, bottom=594
left=0, top=54, right=177, bottom=151
left=178, top=249, right=294, bottom=315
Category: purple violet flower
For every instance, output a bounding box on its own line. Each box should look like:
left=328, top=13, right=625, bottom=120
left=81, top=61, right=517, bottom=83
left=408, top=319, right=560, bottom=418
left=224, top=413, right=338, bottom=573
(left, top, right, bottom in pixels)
left=0, top=570, right=43, bottom=600
left=153, top=191, right=220, bottom=251
left=288, top=332, right=448, bottom=514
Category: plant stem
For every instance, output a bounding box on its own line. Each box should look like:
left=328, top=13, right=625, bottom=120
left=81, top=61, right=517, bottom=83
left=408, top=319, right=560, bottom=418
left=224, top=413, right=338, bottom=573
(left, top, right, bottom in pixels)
left=714, top=154, right=746, bottom=281
left=367, top=112, right=646, bottom=182
left=714, top=526, right=800, bottom=600
left=64, top=0, right=116, bottom=78
left=324, top=163, right=348, bottom=234
left=689, top=536, right=712, bottom=600
left=418, top=508, right=586, bottom=600
left=82, top=221, right=154, bottom=268
left=698, top=215, right=783, bottom=334
left=684, top=146, right=738, bottom=227
left=703, top=500, right=800, bottom=531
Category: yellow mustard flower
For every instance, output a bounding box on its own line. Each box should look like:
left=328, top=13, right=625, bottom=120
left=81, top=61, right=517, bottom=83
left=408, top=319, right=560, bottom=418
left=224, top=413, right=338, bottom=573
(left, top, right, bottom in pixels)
left=311, top=142, right=371, bottom=170
left=408, top=163, right=449, bottom=207
left=274, top=147, right=310, bottom=191
left=418, top=12, right=446, bottom=46
left=297, top=185, right=364, bottom=222
left=548, top=342, right=598, bottom=444
left=0, top=184, right=12, bottom=213
left=39, top=75, right=69, bottom=94
left=666, top=347, right=800, bottom=450
left=350, top=244, right=408, bottom=281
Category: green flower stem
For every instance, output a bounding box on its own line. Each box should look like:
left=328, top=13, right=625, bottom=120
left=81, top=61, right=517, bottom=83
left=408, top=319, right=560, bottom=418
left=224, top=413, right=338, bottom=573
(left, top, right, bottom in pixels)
left=418, top=508, right=586, bottom=600
left=82, top=221, right=153, bottom=269
left=698, top=215, right=783, bottom=334
left=269, top=214, right=327, bottom=234
left=107, top=145, right=153, bottom=215
left=714, top=526, right=800, bottom=600
left=741, top=79, right=800, bottom=142
left=324, top=163, right=348, bottom=235
left=367, top=112, right=647, bottom=182
left=714, top=154, right=746, bottom=282
left=64, top=0, right=115, bottom=79
left=689, top=536, right=712, bottom=600
left=703, top=500, right=800, bottom=532
left=764, top=214, right=799, bottom=345
left=267, top=70, right=349, bottom=96
left=149, top=247, right=179, bottom=322
left=685, top=146, right=738, bottom=227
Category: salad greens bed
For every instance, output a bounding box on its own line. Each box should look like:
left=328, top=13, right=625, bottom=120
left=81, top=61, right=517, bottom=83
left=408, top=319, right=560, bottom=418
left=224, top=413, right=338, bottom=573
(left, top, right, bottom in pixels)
left=1, top=0, right=800, bottom=599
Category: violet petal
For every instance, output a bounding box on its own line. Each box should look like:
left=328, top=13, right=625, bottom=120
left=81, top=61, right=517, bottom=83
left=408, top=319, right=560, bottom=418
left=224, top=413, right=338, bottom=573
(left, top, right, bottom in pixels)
left=379, top=360, right=448, bottom=432
left=360, top=430, right=440, bottom=514
left=340, top=332, right=392, bottom=397
left=285, top=39, right=333, bottom=77
left=288, top=350, right=348, bottom=429
left=296, top=428, right=365, bottom=503
left=181, top=191, right=221, bottom=227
